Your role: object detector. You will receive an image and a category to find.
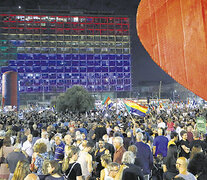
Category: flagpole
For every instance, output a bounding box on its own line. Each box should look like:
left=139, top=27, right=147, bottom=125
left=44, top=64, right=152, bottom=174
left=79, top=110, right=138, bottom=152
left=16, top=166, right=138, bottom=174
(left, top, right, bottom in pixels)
left=122, top=99, right=135, bottom=124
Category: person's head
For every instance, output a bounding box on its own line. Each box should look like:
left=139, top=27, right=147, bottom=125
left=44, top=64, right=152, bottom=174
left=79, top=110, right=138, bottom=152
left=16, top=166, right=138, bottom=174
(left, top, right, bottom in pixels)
left=128, top=145, right=137, bottom=156
left=176, top=157, right=188, bottom=172
left=47, top=160, right=61, bottom=175
left=108, top=162, right=120, bottom=178
left=102, top=134, right=109, bottom=143
left=114, top=126, right=120, bottom=132
left=98, top=139, right=105, bottom=149
left=67, top=145, right=80, bottom=161
left=122, top=151, right=135, bottom=164
left=170, top=131, right=178, bottom=142
left=180, top=130, right=187, bottom=140
left=25, top=128, right=31, bottom=136
left=190, top=144, right=203, bottom=160
left=27, top=134, right=33, bottom=143
left=54, top=135, right=62, bottom=145
left=127, top=131, right=132, bottom=137
left=85, top=141, right=94, bottom=152
left=3, top=135, right=11, bottom=147
left=13, top=160, right=30, bottom=180
left=157, top=128, right=163, bottom=136
left=36, top=142, right=47, bottom=154
left=136, top=132, right=143, bottom=142
left=187, top=125, right=192, bottom=132
left=41, top=131, right=48, bottom=139
left=101, top=154, right=112, bottom=168
left=192, top=131, right=199, bottom=139
left=24, top=173, right=40, bottom=180
left=167, top=144, right=177, bottom=159
left=113, top=136, right=123, bottom=149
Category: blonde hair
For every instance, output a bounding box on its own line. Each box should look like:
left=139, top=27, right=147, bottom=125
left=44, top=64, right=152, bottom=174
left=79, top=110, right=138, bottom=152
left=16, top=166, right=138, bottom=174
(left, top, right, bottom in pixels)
left=62, top=146, right=80, bottom=172
left=12, top=160, right=30, bottom=180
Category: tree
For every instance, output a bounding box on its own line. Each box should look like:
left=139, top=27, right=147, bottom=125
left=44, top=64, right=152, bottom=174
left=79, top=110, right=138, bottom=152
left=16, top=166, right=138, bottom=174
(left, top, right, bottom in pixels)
left=56, top=86, right=95, bottom=113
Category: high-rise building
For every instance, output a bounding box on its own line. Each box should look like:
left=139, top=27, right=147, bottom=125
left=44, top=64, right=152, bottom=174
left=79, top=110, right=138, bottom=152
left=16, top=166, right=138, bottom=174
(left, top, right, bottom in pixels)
left=0, top=14, right=131, bottom=94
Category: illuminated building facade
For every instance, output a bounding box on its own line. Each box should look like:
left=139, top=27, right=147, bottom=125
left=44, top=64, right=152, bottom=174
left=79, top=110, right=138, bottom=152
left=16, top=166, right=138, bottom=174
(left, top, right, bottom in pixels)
left=0, top=14, right=131, bottom=93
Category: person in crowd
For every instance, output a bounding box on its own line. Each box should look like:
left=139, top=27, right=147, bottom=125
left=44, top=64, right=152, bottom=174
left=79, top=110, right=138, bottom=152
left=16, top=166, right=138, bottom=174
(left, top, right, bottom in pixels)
left=153, top=128, right=168, bottom=157
left=166, top=118, right=174, bottom=132
left=188, top=152, right=207, bottom=179
left=179, top=130, right=190, bottom=159
left=64, top=134, right=72, bottom=149
left=123, top=131, right=132, bottom=150
left=107, top=162, right=120, bottom=180
left=34, top=142, right=51, bottom=179
left=45, top=160, right=64, bottom=180
left=54, top=135, right=65, bottom=162
left=128, top=145, right=142, bottom=168
left=121, top=151, right=144, bottom=180
left=189, top=144, right=203, bottom=160
left=94, top=139, right=110, bottom=177
left=113, top=136, right=126, bottom=164
left=35, top=132, right=51, bottom=152
left=187, top=126, right=194, bottom=143
left=21, top=128, right=31, bottom=144
left=77, top=141, right=93, bottom=180
left=157, top=118, right=166, bottom=129
left=100, top=154, right=112, bottom=180
left=135, top=132, right=153, bottom=180
left=190, top=131, right=207, bottom=151
left=62, top=146, right=82, bottom=180
left=22, top=134, right=33, bottom=162
left=0, top=135, right=15, bottom=180
left=12, top=160, right=30, bottom=180
left=95, top=123, right=107, bottom=142
left=175, top=157, right=196, bottom=180
left=102, top=134, right=115, bottom=160
left=24, top=173, right=40, bottom=180
left=6, top=143, right=27, bottom=180
left=168, top=131, right=178, bottom=148
left=163, top=144, right=179, bottom=180
left=73, top=133, right=84, bottom=150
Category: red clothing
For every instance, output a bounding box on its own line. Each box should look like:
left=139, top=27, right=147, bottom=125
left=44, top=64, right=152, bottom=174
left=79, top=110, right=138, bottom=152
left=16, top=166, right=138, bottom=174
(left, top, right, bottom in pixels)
left=113, top=146, right=126, bottom=164
left=167, top=122, right=174, bottom=131
left=187, top=132, right=194, bottom=143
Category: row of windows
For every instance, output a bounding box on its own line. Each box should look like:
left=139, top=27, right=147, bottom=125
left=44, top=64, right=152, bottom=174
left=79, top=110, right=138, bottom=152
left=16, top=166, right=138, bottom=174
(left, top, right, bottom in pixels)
left=0, top=22, right=129, bottom=30
left=0, top=53, right=131, bottom=60
left=1, top=41, right=129, bottom=49
left=2, top=66, right=131, bottom=73
left=0, top=28, right=129, bottom=35
left=15, top=72, right=130, bottom=79
left=9, top=60, right=130, bottom=66
left=18, top=78, right=131, bottom=86
left=3, top=41, right=130, bottom=48
left=0, top=15, right=129, bottom=24
left=0, top=35, right=129, bottom=42
left=0, top=48, right=130, bottom=54
left=17, top=85, right=131, bottom=93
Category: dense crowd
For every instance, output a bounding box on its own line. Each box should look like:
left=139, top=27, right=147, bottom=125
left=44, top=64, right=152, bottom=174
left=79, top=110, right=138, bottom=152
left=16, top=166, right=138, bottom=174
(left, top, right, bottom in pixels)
left=0, top=104, right=207, bottom=180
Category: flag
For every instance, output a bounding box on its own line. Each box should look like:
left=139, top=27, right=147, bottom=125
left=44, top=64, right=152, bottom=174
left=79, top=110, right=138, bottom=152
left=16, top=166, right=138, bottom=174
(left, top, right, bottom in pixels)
left=102, top=96, right=113, bottom=109
left=123, top=99, right=148, bottom=117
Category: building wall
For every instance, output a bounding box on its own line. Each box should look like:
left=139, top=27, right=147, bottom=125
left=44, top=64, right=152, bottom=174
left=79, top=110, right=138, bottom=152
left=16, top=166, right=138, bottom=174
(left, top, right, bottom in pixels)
left=0, top=14, right=131, bottom=93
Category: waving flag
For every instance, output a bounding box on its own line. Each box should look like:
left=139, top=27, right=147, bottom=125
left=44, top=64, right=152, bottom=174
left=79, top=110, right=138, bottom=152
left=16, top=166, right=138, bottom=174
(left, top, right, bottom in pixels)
left=102, top=96, right=113, bottom=109
left=124, top=99, right=148, bottom=117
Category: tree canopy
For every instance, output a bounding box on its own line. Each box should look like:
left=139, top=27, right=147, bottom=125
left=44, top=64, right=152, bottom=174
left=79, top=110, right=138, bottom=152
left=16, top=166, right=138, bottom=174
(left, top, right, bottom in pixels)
left=55, top=86, right=95, bottom=113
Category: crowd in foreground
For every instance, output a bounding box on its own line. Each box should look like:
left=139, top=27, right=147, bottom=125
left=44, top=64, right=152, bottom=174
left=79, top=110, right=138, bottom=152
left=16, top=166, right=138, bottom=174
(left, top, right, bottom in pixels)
left=0, top=104, right=206, bottom=180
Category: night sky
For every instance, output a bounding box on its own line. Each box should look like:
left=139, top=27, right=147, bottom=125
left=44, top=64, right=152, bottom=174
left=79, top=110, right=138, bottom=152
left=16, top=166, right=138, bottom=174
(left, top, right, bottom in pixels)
left=0, top=0, right=175, bottom=87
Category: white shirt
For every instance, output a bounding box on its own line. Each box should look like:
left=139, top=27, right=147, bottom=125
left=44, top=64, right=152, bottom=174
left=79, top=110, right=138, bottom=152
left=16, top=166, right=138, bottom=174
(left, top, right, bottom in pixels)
left=22, top=140, right=33, bottom=157
left=35, top=138, right=51, bottom=152
left=158, top=122, right=166, bottom=129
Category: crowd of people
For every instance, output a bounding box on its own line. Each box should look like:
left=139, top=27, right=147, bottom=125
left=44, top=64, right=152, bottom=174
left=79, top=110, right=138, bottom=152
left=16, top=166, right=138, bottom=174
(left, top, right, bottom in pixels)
left=0, top=103, right=206, bottom=180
